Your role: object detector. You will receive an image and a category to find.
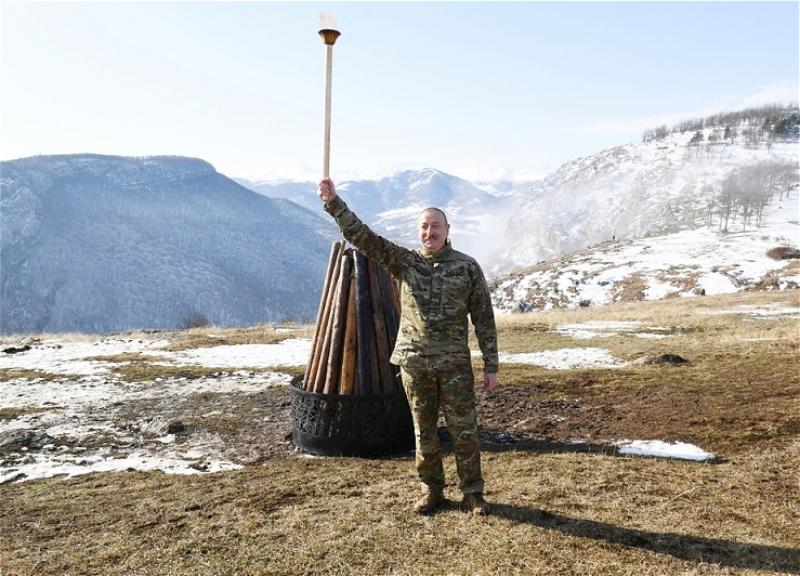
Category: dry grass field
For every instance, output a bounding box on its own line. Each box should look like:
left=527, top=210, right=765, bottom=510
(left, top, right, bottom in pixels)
left=1, top=291, right=798, bottom=575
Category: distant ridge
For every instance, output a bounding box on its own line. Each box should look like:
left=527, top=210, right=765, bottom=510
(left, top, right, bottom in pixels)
left=1, top=154, right=339, bottom=334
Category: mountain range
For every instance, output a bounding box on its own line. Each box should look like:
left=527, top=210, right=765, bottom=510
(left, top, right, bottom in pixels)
left=1, top=104, right=797, bottom=334
left=236, top=168, right=528, bottom=267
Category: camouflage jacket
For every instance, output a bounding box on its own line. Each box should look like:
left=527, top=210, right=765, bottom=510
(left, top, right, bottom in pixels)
left=325, top=196, right=499, bottom=373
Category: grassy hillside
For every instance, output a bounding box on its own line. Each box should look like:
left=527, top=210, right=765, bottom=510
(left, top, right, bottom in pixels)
left=1, top=291, right=798, bottom=575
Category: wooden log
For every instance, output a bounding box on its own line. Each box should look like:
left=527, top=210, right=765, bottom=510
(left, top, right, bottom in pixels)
left=339, top=271, right=358, bottom=395
left=390, top=274, right=401, bottom=314
left=311, top=243, right=345, bottom=393
left=377, top=266, right=402, bottom=392
left=353, top=250, right=374, bottom=395
left=304, top=241, right=342, bottom=389
left=367, top=307, right=380, bottom=394
left=367, top=259, right=395, bottom=393
left=378, top=265, right=399, bottom=347
left=323, top=252, right=353, bottom=394
left=306, top=241, right=343, bottom=390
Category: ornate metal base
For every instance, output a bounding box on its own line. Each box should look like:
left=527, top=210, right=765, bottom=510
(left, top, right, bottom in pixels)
left=290, top=384, right=414, bottom=457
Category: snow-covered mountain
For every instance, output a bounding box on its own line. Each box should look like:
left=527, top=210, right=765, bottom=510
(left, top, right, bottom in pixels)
left=489, top=107, right=800, bottom=312
left=238, top=168, right=526, bottom=266
left=492, top=119, right=799, bottom=277
left=490, top=190, right=799, bottom=313
left=0, top=155, right=340, bottom=335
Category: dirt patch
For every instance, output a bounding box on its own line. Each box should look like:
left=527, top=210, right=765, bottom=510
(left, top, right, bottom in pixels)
left=4, top=364, right=792, bottom=481
left=203, top=363, right=795, bottom=465
left=475, top=369, right=797, bottom=460
left=117, top=384, right=299, bottom=465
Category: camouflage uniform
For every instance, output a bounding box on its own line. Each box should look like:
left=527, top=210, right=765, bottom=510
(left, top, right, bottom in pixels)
left=324, top=196, right=499, bottom=495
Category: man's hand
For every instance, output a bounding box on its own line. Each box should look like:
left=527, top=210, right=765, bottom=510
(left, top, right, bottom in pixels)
left=318, top=178, right=337, bottom=203
left=483, top=372, right=497, bottom=393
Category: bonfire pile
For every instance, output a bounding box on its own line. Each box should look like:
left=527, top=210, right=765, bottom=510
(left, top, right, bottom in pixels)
left=303, top=241, right=403, bottom=395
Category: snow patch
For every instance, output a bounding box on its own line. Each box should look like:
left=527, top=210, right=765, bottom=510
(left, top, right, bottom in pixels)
left=497, top=348, right=626, bottom=369
left=616, top=440, right=716, bottom=462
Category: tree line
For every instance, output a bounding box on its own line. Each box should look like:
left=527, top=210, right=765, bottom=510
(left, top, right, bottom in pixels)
left=642, top=103, right=800, bottom=145
left=704, top=161, right=798, bottom=232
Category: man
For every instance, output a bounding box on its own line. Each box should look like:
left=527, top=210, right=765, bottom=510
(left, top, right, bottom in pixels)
left=317, top=178, right=499, bottom=516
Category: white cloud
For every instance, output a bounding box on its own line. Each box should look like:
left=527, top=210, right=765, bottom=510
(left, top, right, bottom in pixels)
left=740, top=80, right=800, bottom=107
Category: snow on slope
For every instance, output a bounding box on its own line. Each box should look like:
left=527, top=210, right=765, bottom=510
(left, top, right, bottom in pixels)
left=491, top=183, right=799, bottom=313
left=492, top=133, right=799, bottom=277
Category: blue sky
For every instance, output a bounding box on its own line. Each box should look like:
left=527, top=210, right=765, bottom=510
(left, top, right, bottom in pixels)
left=2, top=1, right=798, bottom=182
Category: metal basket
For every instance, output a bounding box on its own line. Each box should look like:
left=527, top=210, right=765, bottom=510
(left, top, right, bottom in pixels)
left=289, top=383, right=414, bottom=457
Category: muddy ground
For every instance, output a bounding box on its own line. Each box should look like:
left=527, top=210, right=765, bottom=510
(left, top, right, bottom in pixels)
left=2, top=331, right=795, bottom=481
left=113, top=368, right=792, bottom=468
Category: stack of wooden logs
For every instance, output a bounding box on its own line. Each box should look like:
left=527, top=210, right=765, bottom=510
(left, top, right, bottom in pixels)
left=303, top=241, right=402, bottom=395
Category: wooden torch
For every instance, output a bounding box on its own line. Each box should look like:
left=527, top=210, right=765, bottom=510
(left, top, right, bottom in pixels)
left=319, top=13, right=341, bottom=179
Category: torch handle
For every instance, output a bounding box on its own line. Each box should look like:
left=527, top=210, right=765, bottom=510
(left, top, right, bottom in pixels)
left=322, top=44, right=334, bottom=179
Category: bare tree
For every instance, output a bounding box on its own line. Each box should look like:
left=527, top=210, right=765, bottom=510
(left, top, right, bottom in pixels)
left=702, top=184, right=716, bottom=228
left=775, top=162, right=800, bottom=201
left=718, top=171, right=739, bottom=231
left=738, top=165, right=766, bottom=230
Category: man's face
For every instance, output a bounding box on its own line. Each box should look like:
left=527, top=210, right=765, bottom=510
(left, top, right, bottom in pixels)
left=417, top=209, right=450, bottom=253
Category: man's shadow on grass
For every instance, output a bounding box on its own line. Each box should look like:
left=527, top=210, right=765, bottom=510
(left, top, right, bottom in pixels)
left=489, top=503, right=800, bottom=574
left=469, top=431, right=798, bottom=574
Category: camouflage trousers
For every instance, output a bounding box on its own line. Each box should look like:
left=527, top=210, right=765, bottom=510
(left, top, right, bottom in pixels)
left=400, top=358, right=484, bottom=495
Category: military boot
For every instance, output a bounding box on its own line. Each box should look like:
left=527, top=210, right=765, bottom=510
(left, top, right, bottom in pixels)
left=413, top=485, right=445, bottom=514
left=461, top=492, right=490, bottom=516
